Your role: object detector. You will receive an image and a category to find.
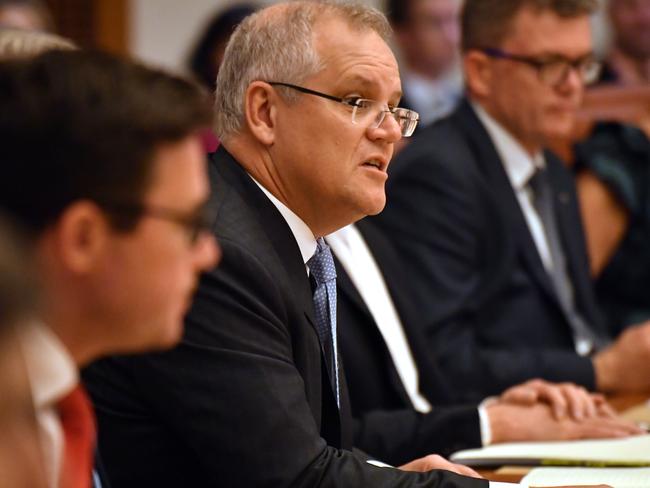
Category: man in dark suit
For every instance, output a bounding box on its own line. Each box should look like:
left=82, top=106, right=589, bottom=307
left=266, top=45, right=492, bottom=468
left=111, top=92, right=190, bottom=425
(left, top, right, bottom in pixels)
left=330, top=221, right=640, bottom=466
left=83, top=2, right=499, bottom=487
left=374, top=0, right=650, bottom=403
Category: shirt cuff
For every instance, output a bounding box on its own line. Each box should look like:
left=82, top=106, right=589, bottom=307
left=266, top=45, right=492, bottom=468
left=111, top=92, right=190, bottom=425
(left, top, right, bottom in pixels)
left=478, top=396, right=498, bottom=446
left=366, top=459, right=393, bottom=468
left=489, top=482, right=525, bottom=487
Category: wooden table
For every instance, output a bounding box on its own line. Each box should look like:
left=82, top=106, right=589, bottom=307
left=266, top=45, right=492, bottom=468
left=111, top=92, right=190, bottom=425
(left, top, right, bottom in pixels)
left=475, top=394, right=650, bottom=483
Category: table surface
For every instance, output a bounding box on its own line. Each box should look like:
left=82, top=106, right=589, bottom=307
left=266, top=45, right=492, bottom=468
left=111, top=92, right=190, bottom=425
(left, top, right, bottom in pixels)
left=476, top=393, right=650, bottom=483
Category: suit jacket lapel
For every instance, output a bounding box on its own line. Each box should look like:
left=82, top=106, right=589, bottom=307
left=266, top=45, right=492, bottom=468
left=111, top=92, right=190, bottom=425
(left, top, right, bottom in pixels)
left=210, top=148, right=345, bottom=430
left=211, top=148, right=315, bottom=322
left=452, top=101, right=562, bottom=308
left=333, top=250, right=414, bottom=410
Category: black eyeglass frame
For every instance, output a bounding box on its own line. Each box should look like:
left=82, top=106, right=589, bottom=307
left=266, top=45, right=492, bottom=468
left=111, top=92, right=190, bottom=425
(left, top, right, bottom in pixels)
left=480, top=47, right=602, bottom=86
left=97, top=200, right=214, bottom=245
left=267, top=81, right=420, bottom=137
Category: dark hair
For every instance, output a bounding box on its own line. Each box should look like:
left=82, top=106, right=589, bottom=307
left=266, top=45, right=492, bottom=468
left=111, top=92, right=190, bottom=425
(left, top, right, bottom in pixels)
left=0, top=50, right=212, bottom=234
left=385, top=0, right=411, bottom=26
left=187, top=4, right=257, bottom=90
left=0, top=213, right=38, bottom=328
left=461, top=0, right=597, bottom=52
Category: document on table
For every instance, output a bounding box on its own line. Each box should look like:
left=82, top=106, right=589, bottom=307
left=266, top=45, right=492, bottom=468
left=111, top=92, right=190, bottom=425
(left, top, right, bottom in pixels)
left=521, top=467, right=650, bottom=487
left=449, top=434, right=650, bottom=467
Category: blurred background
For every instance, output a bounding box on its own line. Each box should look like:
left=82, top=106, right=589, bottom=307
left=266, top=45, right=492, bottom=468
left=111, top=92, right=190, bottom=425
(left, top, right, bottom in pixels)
left=1, top=0, right=610, bottom=76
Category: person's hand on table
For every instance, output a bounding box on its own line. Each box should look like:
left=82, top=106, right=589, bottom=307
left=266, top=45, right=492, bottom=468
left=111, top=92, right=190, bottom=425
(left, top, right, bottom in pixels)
left=487, top=401, right=643, bottom=444
left=399, top=454, right=482, bottom=478
left=594, top=320, right=650, bottom=392
left=498, top=378, right=616, bottom=420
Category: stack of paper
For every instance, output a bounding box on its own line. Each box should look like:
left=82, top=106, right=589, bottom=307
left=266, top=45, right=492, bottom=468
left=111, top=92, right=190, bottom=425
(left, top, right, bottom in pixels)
left=450, top=434, right=650, bottom=467
left=521, top=467, right=650, bottom=487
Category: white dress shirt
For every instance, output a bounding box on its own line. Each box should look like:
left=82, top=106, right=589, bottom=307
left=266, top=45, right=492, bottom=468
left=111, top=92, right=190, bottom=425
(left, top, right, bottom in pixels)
left=20, top=322, right=78, bottom=488
left=251, top=182, right=521, bottom=485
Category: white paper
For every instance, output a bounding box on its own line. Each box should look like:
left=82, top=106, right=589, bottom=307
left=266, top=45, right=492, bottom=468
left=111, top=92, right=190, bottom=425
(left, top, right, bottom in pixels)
left=521, top=467, right=650, bottom=487
left=450, top=434, right=650, bottom=467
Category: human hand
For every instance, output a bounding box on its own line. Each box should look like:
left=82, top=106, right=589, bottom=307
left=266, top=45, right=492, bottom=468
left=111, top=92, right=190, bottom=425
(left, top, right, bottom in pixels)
left=594, top=321, right=650, bottom=392
left=499, top=378, right=615, bottom=421
left=487, top=402, right=643, bottom=444
left=399, top=454, right=482, bottom=478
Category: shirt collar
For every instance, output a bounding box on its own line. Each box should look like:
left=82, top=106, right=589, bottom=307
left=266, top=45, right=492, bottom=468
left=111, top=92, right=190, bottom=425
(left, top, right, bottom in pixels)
left=249, top=176, right=318, bottom=267
left=472, top=101, right=545, bottom=190
left=20, top=321, right=78, bottom=409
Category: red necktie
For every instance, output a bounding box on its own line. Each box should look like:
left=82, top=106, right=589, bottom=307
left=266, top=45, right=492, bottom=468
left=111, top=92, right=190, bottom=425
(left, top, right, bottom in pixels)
left=57, top=384, right=96, bottom=488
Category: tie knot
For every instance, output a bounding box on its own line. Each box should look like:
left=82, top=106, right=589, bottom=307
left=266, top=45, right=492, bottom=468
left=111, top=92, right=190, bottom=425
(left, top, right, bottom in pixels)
left=307, top=238, right=336, bottom=285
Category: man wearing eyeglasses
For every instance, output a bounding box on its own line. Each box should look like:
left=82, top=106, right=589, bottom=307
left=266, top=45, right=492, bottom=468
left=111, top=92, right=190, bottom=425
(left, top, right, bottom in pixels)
left=375, top=0, right=650, bottom=402
left=0, top=50, right=220, bottom=488
left=79, top=1, right=592, bottom=487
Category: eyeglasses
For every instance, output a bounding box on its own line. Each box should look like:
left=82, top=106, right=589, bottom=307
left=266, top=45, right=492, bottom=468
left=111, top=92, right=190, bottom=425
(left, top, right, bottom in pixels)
left=267, top=81, right=420, bottom=137
left=98, top=201, right=214, bottom=245
left=480, top=48, right=602, bottom=86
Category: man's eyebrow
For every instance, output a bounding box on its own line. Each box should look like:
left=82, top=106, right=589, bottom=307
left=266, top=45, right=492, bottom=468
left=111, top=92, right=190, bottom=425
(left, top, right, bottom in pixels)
left=338, top=74, right=402, bottom=100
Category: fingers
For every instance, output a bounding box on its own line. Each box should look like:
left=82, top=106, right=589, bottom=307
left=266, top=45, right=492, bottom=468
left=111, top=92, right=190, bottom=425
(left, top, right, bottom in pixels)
left=592, top=394, right=617, bottom=418
left=569, top=416, right=645, bottom=439
left=500, top=385, right=538, bottom=406
left=399, top=454, right=483, bottom=478
left=512, top=379, right=601, bottom=421
left=561, top=384, right=596, bottom=421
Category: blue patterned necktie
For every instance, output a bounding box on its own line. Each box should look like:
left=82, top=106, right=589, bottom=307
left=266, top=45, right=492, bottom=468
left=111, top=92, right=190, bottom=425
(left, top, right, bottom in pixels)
left=307, top=237, right=340, bottom=408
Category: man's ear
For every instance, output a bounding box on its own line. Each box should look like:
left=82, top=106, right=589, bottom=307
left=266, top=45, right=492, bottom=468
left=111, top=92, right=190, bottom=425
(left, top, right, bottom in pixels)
left=464, top=51, right=492, bottom=99
left=245, top=81, right=278, bottom=146
left=52, top=201, right=111, bottom=274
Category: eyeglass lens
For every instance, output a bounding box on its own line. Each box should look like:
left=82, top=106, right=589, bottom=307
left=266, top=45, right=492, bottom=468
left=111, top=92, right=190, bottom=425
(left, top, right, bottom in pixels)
left=540, top=59, right=601, bottom=86
left=351, top=101, right=419, bottom=137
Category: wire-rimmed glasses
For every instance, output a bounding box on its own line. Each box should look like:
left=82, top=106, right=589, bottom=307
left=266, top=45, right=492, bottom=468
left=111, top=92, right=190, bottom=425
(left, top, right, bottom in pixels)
left=268, top=81, right=420, bottom=137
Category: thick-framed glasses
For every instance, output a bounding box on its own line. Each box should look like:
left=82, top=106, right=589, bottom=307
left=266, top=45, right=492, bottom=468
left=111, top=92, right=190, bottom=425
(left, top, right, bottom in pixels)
left=267, top=81, right=420, bottom=137
left=480, top=48, right=602, bottom=86
left=98, top=201, right=214, bottom=245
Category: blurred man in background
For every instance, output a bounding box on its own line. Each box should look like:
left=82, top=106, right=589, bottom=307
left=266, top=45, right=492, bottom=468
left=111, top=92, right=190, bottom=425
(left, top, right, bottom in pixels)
left=600, top=0, right=650, bottom=84
left=0, top=0, right=53, bottom=32
left=387, top=0, right=463, bottom=127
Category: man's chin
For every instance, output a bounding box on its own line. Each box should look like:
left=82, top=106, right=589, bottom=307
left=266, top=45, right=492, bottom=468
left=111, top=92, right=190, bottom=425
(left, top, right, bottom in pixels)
left=362, top=194, right=386, bottom=217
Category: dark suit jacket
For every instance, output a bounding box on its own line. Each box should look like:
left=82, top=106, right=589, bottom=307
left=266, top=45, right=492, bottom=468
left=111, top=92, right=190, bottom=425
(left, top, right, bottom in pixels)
left=336, top=220, right=482, bottom=466
left=373, top=100, right=609, bottom=403
left=83, top=148, right=486, bottom=487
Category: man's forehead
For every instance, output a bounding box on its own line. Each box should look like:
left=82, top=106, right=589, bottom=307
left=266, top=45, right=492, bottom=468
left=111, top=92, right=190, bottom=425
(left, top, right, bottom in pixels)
left=313, top=21, right=397, bottom=70
left=500, top=7, right=592, bottom=53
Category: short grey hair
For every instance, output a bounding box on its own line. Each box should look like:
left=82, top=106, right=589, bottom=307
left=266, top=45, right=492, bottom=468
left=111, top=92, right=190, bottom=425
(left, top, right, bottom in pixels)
left=0, top=28, right=75, bottom=60
left=214, top=0, right=392, bottom=141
